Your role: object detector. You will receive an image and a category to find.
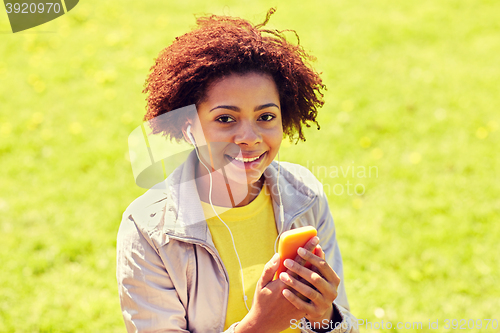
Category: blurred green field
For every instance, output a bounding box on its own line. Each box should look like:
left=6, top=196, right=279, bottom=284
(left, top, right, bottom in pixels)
left=0, top=0, right=499, bottom=332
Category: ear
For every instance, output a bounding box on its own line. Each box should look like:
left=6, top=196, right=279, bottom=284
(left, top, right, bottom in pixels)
left=181, top=121, right=193, bottom=145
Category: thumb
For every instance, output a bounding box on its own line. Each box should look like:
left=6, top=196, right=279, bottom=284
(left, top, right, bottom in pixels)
left=258, top=253, right=280, bottom=289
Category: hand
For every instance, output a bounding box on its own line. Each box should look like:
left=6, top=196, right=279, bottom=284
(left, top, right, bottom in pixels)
left=278, top=239, right=341, bottom=326
left=235, top=253, right=305, bottom=333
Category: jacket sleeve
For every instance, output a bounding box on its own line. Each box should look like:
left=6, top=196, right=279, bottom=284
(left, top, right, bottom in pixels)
left=116, top=211, right=191, bottom=332
left=299, top=182, right=360, bottom=333
left=117, top=211, right=242, bottom=333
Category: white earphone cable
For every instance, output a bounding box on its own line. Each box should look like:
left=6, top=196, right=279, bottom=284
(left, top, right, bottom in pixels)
left=274, top=150, right=285, bottom=254
left=189, top=128, right=250, bottom=312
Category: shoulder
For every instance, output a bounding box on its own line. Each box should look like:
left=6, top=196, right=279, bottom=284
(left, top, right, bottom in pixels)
left=118, top=183, right=169, bottom=250
left=274, top=161, right=324, bottom=197
left=272, top=161, right=333, bottom=229
left=122, top=184, right=168, bottom=224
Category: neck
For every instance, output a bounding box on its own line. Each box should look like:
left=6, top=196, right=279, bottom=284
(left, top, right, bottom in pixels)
left=195, top=162, right=264, bottom=208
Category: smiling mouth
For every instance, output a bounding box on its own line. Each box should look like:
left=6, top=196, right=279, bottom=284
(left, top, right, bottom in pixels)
left=225, top=152, right=266, bottom=164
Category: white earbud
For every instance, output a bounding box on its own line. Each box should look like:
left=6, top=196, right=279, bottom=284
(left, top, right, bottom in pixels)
left=186, top=125, right=196, bottom=146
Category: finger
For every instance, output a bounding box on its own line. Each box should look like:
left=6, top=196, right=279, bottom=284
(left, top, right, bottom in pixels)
left=283, top=257, right=338, bottom=296
left=293, top=236, right=319, bottom=267
left=258, top=253, right=280, bottom=289
left=288, top=236, right=319, bottom=284
left=281, top=270, right=338, bottom=323
left=312, top=244, right=325, bottom=274
left=316, top=245, right=325, bottom=260
left=282, top=287, right=316, bottom=314
left=280, top=271, right=324, bottom=306
left=311, top=245, right=325, bottom=274
left=281, top=269, right=338, bottom=316
left=296, top=247, right=340, bottom=285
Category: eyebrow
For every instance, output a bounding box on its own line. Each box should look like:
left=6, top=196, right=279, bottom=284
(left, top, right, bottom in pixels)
left=209, top=103, right=280, bottom=112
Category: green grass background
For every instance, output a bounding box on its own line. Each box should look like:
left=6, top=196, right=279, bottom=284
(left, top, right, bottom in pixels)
left=1, top=0, right=499, bottom=332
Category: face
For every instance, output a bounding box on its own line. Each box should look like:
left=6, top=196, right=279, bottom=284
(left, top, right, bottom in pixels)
left=185, top=72, right=283, bottom=185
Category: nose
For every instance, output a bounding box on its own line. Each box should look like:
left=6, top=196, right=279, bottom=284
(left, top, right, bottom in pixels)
left=234, top=121, right=262, bottom=146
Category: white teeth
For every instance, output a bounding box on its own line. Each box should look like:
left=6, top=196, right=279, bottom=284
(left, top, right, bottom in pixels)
left=231, top=154, right=263, bottom=163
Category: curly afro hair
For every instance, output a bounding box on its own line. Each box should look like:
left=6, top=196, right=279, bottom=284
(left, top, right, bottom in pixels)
left=143, top=8, right=325, bottom=143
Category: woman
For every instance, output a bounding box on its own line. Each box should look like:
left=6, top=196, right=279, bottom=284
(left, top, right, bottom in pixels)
left=117, top=9, right=359, bottom=333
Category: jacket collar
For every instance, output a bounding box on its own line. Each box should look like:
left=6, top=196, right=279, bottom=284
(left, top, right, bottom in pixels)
left=162, top=150, right=318, bottom=244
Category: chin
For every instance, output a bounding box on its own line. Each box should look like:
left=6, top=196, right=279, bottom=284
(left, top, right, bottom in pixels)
left=221, top=169, right=263, bottom=185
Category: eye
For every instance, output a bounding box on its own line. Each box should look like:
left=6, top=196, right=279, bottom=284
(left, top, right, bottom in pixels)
left=259, top=113, right=276, bottom=121
left=216, top=115, right=235, bottom=123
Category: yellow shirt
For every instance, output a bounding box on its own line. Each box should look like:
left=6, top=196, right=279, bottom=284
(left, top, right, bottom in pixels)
left=202, top=185, right=298, bottom=332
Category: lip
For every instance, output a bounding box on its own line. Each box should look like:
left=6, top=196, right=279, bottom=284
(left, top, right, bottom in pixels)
left=227, top=151, right=267, bottom=159
left=225, top=151, right=267, bottom=169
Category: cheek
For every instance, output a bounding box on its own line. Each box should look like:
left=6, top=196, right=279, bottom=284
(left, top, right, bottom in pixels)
left=272, top=136, right=282, bottom=149
left=199, top=124, right=227, bottom=144
left=264, top=129, right=283, bottom=155
left=271, top=126, right=284, bottom=147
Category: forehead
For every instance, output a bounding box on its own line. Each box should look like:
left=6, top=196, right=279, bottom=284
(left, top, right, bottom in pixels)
left=202, top=72, right=280, bottom=103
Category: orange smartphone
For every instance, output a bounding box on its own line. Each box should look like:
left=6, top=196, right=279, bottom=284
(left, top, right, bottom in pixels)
left=273, top=226, right=317, bottom=280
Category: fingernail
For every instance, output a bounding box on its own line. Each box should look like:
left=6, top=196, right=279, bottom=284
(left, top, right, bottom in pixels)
left=284, top=259, right=293, bottom=268
left=298, top=247, right=306, bottom=256
left=311, top=236, right=319, bottom=246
